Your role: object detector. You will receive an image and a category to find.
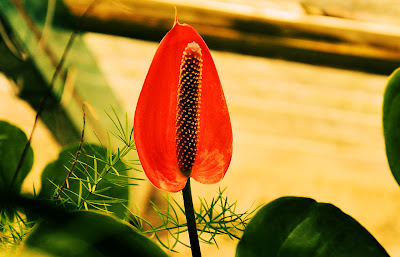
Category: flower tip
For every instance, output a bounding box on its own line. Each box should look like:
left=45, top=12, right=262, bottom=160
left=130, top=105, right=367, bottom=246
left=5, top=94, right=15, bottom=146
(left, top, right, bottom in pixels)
left=185, top=41, right=202, bottom=58
left=173, top=6, right=179, bottom=26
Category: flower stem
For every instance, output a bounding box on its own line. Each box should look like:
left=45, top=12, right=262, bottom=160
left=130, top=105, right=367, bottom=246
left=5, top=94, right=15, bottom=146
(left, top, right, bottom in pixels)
left=182, top=178, right=202, bottom=257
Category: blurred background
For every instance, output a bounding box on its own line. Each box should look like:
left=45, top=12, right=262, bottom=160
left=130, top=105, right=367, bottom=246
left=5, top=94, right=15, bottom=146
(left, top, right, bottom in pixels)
left=1, top=0, right=400, bottom=256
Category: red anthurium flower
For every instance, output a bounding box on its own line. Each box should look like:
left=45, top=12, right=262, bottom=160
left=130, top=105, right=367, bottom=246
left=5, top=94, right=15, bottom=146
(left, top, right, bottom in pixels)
left=134, top=18, right=232, bottom=192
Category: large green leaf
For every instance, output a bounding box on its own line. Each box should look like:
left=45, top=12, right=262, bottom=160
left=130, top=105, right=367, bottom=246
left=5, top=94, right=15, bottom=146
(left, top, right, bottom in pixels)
left=236, top=197, right=389, bottom=257
left=0, top=120, right=33, bottom=192
left=23, top=210, right=168, bottom=257
left=383, top=67, right=400, bottom=187
left=39, top=143, right=129, bottom=219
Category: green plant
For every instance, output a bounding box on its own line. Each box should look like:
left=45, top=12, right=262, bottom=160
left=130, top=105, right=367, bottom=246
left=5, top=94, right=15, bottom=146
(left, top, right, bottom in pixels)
left=0, top=0, right=398, bottom=256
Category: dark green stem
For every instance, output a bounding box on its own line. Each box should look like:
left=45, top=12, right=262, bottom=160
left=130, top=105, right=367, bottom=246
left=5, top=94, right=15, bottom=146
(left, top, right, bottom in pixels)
left=182, top=178, right=202, bottom=257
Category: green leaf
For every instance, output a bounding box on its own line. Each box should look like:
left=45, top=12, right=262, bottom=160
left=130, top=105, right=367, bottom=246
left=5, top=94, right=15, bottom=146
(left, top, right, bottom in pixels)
left=383, top=67, right=400, bottom=187
left=22, top=210, right=168, bottom=257
left=236, top=197, right=389, bottom=257
left=39, top=143, right=129, bottom=219
left=0, top=120, right=33, bottom=192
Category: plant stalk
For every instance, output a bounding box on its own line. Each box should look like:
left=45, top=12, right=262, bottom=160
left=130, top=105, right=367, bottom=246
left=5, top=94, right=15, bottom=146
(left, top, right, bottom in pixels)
left=182, top=178, right=201, bottom=257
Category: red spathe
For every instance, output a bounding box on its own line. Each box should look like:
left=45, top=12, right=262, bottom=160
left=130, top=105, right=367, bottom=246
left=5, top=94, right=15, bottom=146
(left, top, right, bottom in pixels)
left=134, top=20, right=232, bottom=192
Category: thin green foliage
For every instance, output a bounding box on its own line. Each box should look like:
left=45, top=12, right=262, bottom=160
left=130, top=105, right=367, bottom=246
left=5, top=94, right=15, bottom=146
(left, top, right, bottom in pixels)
left=0, top=209, right=34, bottom=250
left=52, top=149, right=137, bottom=214
left=126, top=188, right=260, bottom=252
left=46, top=108, right=140, bottom=218
left=195, top=188, right=260, bottom=247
